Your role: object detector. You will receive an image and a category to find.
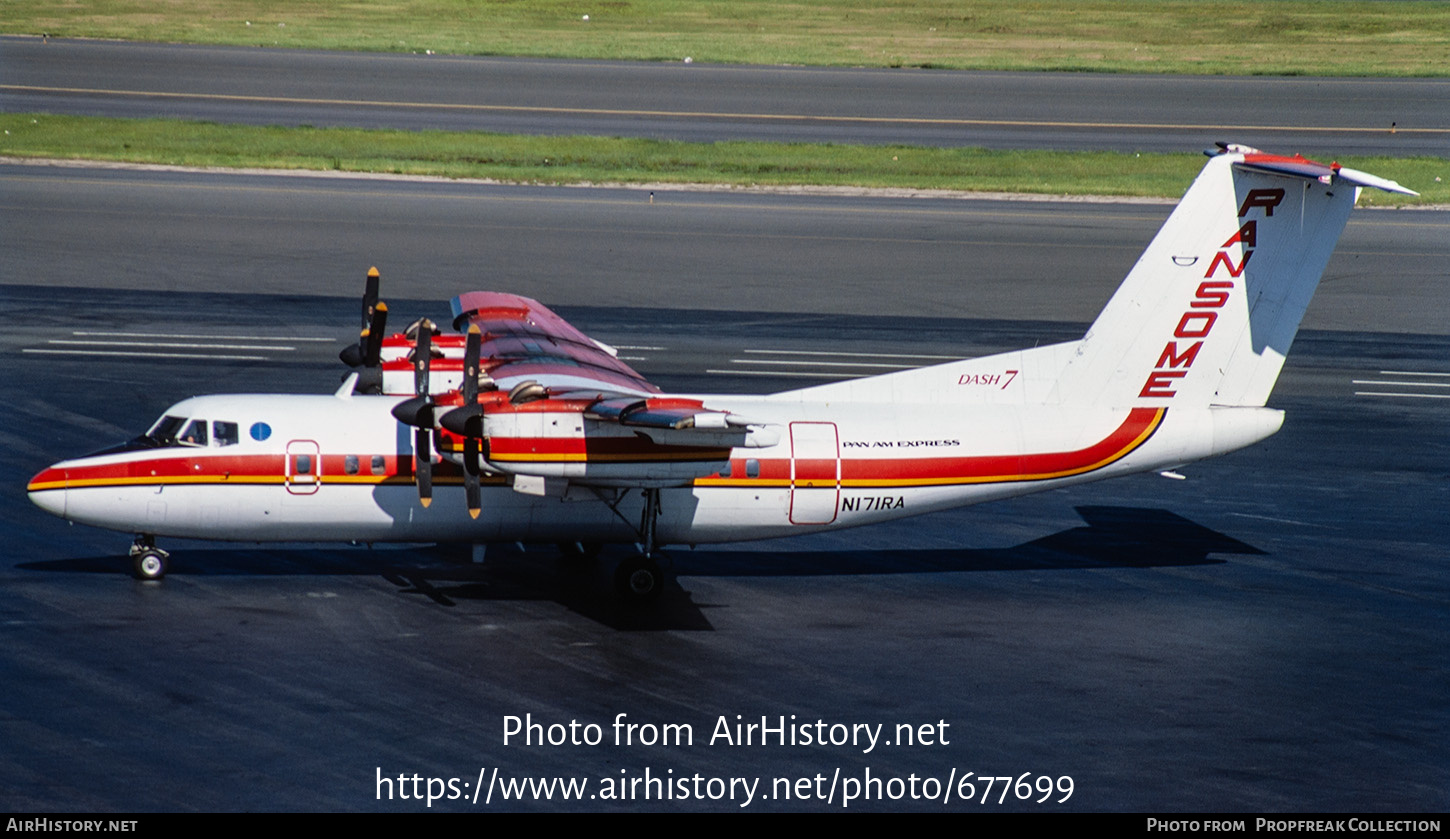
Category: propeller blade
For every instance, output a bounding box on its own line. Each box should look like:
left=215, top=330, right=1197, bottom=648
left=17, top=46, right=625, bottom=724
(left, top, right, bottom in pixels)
left=408, top=317, right=437, bottom=506
left=463, top=323, right=481, bottom=402
left=361, top=266, right=380, bottom=333
left=415, top=426, right=433, bottom=507
left=412, top=319, right=434, bottom=397
left=464, top=436, right=480, bottom=519
left=363, top=301, right=387, bottom=367
left=463, top=324, right=483, bottom=518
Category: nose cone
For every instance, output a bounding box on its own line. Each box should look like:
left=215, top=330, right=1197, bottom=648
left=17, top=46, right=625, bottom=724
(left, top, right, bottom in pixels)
left=27, top=465, right=67, bottom=519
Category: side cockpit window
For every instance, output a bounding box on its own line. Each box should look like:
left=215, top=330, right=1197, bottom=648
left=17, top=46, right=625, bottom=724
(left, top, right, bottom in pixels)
left=213, top=421, right=239, bottom=447
left=178, top=419, right=208, bottom=447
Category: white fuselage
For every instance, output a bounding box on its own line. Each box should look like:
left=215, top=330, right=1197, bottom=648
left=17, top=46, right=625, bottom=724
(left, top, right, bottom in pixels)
left=27, top=391, right=1281, bottom=547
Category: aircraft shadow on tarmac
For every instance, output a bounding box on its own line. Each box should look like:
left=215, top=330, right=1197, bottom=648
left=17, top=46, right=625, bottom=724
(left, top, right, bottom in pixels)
left=20, top=506, right=1260, bottom=631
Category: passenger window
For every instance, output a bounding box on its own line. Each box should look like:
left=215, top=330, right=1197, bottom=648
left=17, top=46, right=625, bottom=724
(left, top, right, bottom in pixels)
left=345, top=455, right=360, bottom=475
left=746, top=459, right=760, bottom=478
left=718, top=461, right=732, bottom=478
left=294, top=454, right=312, bottom=474
left=371, top=455, right=386, bottom=475
left=213, top=421, right=239, bottom=447
left=179, top=419, right=208, bottom=447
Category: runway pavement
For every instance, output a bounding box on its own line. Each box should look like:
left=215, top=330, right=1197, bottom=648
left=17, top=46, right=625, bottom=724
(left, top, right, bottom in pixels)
left=1, top=164, right=1446, bottom=811
left=4, top=36, right=1448, bottom=155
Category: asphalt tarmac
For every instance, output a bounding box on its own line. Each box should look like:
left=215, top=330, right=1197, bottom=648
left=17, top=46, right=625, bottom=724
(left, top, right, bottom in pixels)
left=5, top=36, right=1448, bottom=155
left=1, top=164, right=1446, bottom=811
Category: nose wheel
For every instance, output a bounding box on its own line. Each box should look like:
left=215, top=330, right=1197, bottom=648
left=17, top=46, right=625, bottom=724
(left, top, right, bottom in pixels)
left=129, top=535, right=170, bottom=580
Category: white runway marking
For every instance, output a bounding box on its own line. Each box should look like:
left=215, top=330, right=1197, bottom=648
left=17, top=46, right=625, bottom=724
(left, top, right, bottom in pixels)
left=20, top=328, right=327, bottom=362
left=744, top=348, right=959, bottom=360
left=24, top=349, right=270, bottom=361
left=49, top=339, right=300, bottom=352
left=72, top=330, right=335, bottom=342
left=1353, top=370, right=1450, bottom=400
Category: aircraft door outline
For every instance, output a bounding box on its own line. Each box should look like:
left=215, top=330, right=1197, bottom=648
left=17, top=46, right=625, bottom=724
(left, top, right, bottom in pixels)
left=285, top=440, right=321, bottom=495
left=789, top=421, right=839, bottom=525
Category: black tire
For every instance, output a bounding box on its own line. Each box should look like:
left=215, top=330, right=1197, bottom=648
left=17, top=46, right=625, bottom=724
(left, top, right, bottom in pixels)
left=614, top=556, right=662, bottom=605
left=132, top=550, right=168, bottom=581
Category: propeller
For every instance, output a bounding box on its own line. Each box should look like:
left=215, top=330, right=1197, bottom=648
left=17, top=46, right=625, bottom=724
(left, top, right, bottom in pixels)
left=437, top=325, right=491, bottom=519
left=412, top=319, right=436, bottom=507
left=339, top=266, right=388, bottom=393
left=394, top=319, right=490, bottom=518
left=389, top=318, right=439, bottom=507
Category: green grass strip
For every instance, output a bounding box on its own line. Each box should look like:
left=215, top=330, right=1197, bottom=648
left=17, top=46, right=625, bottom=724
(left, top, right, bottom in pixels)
left=3, top=114, right=1444, bottom=206
left=5, top=0, right=1450, bottom=76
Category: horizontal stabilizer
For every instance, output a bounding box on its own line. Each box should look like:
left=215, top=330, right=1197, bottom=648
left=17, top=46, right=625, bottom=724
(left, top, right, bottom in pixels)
left=1224, top=145, right=1418, bottom=195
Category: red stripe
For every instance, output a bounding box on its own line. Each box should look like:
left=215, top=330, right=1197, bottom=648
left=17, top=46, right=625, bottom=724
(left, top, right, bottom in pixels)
left=487, top=436, right=730, bottom=460
left=843, top=407, right=1162, bottom=484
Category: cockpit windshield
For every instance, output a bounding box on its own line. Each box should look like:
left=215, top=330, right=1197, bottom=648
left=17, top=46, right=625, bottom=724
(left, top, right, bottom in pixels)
left=147, top=415, right=187, bottom=447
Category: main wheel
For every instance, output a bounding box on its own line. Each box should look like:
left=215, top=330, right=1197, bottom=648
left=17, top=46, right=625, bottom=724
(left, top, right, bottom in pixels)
left=614, top=556, right=663, bottom=605
left=132, top=549, right=169, bottom=581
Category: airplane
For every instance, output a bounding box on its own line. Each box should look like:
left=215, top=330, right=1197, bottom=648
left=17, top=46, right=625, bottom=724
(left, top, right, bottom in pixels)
left=26, top=144, right=1416, bottom=603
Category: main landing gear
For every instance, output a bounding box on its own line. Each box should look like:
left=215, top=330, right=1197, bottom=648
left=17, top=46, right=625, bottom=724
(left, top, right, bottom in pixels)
left=614, top=555, right=663, bottom=605
left=612, top=488, right=665, bottom=605
left=129, top=534, right=170, bottom=580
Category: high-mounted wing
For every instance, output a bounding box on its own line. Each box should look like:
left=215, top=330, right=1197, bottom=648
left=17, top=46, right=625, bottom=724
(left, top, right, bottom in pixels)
left=348, top=275, right=774, bottom=509
left=373, top=291, right=657, bottom=397
left=449, top=291, right=658, bottom=396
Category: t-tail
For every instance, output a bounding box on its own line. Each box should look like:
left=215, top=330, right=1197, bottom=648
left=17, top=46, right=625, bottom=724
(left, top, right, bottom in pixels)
left=777, top=146, right=1414, bottom=413
left=770, top=145, right=1415, bottom=476
left=1053, top=144, right=1416, bottom=410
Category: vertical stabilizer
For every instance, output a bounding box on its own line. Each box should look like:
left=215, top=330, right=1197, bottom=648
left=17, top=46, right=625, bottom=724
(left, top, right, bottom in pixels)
left=1054, top=147, right=1413, bottom=409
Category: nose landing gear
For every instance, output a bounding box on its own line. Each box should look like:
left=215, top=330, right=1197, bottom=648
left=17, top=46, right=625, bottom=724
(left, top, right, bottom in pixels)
left=129, top=534, right=170, bottom=580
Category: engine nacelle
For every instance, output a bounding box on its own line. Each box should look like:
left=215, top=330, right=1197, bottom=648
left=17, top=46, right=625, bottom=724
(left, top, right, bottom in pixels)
left=481, top=404, right=743, bottom=487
